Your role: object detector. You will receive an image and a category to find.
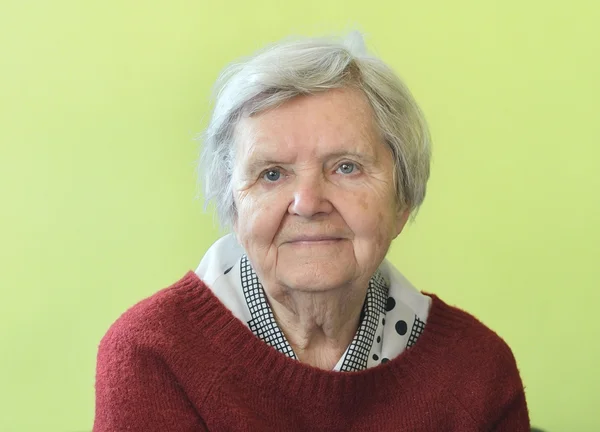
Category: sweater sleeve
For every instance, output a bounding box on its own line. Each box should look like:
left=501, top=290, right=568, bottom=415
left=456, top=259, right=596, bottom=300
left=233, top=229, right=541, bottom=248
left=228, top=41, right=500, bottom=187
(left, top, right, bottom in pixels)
left=93, top=318, right=208, bottom=432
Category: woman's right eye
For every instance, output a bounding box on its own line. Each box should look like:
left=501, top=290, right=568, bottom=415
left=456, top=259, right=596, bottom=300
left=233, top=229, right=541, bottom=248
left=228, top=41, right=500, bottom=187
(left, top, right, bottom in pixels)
left=263, top=169, right=281, bottom=182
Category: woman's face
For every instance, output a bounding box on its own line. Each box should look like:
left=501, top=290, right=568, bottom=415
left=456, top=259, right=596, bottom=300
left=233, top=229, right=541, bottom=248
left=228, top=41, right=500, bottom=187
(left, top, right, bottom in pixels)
left=232, top=88, right=409, bottom=294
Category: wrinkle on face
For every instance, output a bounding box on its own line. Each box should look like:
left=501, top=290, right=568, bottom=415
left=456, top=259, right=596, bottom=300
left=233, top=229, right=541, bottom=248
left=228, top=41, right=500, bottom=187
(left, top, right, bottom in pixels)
left=231, top=88, right=406, bottom=297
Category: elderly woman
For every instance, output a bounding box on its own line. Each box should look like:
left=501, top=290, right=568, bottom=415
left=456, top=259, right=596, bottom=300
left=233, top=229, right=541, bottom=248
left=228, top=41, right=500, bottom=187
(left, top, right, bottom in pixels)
left=94, top=33, right=529, bottom=431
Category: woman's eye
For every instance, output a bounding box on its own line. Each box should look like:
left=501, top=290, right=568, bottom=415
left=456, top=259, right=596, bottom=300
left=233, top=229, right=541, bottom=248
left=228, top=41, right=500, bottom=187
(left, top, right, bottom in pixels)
left=336, top=162, right=356, bottom=175
left=263, top=169, right=281, bottom=182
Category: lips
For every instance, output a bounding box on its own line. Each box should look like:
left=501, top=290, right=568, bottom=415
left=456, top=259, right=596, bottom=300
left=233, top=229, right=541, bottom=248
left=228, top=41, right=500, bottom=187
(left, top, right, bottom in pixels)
left=286, top=235, right=342, bottom=243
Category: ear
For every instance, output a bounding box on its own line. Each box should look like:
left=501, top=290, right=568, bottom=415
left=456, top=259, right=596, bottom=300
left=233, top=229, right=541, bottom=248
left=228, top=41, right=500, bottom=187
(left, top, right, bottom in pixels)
left=393, top=208, right=411, bottom=239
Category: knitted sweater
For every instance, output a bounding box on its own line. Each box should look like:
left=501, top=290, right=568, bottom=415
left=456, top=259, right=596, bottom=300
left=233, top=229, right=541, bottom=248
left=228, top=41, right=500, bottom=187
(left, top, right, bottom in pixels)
left=93, top=271, right=530, bottom=431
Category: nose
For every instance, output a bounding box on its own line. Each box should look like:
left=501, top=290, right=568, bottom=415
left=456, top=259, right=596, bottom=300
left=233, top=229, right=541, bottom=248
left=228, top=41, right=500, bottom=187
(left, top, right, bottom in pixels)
left=288, top=174, right=333, bottom=218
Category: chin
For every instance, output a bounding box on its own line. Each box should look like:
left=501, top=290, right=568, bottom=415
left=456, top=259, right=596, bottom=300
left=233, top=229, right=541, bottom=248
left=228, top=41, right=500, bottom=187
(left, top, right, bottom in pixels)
left=277, top=268, right=352, bottom=293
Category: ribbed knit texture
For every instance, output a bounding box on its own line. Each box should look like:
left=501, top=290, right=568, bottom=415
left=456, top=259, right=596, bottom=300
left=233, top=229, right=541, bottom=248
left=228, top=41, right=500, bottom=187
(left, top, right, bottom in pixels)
left=93, top=271, right=530, bottom=431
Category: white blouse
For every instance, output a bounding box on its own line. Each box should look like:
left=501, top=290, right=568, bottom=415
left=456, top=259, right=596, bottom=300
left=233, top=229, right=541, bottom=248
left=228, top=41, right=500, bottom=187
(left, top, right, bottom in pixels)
left=196, top=234, right=431, bottom=371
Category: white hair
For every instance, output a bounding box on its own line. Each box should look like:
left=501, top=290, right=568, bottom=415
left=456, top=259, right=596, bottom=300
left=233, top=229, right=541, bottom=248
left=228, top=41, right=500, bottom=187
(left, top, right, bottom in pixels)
left=197, top=31, right=431, bottom=229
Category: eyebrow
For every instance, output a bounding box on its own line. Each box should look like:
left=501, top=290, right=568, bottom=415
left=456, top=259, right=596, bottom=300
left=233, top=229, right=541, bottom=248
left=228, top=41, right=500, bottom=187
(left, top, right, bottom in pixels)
left=243, top=158, right=282, bottom=176
left=242, top=150, right=377, bottom=175
left=325, top=151, right=377, bottom=163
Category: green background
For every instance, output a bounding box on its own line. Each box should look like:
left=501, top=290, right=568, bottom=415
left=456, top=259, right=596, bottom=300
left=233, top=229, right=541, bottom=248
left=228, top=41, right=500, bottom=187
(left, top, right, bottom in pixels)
left=1, top=1, right=598, bottom=431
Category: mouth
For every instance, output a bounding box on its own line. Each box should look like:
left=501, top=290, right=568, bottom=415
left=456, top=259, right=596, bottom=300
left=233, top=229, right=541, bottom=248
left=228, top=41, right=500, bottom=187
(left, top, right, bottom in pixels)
left=286, top=236, right=343, bottom=244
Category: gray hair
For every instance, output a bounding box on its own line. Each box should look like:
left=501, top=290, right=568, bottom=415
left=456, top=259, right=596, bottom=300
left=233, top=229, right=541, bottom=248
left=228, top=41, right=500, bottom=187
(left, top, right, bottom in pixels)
left=197, top=31, right=431, bottom=229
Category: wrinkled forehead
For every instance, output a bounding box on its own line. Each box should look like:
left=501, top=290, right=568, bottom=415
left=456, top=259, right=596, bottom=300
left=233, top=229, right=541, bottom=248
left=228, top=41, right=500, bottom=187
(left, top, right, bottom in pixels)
left=233, top=89, right=386, bottom=166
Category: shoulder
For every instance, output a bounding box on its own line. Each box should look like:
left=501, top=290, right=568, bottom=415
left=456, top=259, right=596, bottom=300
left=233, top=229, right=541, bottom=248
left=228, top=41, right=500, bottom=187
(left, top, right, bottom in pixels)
left=426, top=295, right=521, bottom=378
left=440, top=297, right=518, bottom=370
left=99, top=271, right=208, bottom=353
left=427, top=296, right=528, bottom=428
left=94, top=272, right=218, bottom=430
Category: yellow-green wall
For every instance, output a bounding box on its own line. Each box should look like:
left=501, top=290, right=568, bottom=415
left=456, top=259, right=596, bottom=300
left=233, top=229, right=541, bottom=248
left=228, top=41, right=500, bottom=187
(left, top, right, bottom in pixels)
left=1, top=1, right=598, bottom=431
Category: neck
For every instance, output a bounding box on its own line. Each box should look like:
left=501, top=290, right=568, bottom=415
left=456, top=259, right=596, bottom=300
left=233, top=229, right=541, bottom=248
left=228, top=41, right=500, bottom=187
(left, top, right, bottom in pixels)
left=265, top=284, right=367, bottom=370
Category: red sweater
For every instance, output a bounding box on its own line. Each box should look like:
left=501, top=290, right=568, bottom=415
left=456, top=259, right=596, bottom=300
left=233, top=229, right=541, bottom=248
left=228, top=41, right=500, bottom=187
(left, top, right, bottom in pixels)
left=94, top=271, right=529, bottom=431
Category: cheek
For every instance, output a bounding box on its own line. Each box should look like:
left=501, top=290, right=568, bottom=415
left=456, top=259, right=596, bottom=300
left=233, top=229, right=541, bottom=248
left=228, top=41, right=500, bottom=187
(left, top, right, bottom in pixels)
left=375, top=210, right=394, bottom=244
left=346, top=187, right=370, bottom=212
left=234, top=190, right=288, bottom=248
left=339, top=189, right=396, bottom=237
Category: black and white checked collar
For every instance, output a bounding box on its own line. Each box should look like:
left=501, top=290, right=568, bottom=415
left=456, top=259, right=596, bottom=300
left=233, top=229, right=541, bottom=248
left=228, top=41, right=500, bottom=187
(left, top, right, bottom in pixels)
left=240, top=255, right=388, bottom=372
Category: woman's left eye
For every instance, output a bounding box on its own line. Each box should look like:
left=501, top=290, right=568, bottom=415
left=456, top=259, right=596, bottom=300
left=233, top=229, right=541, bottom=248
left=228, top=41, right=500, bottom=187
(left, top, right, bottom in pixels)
left=336, top=162, right=357, bottom=175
